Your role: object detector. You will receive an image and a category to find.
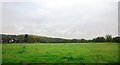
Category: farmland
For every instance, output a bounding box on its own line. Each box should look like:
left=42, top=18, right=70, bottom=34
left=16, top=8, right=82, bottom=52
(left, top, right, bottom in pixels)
left=2, top=43, right=118, bottom=63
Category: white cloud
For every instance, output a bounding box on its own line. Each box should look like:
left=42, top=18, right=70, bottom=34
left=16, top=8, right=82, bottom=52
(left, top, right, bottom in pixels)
left=2, top=0, right=118, bottom=39
left=2, top=0, right=120, bottom=2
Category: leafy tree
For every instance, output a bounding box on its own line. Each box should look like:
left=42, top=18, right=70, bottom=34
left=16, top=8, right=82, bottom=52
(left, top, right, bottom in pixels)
left=80, top=38, right=87, bottom=43
left=105, top=35, right=112, bottom=42
left=92, top=37, right=105, bottom=42
left=113, top=37, right=120, bottom=43
left=24, top=34, right=29, bottom=43
left=1, top=34, right=119, bottom=43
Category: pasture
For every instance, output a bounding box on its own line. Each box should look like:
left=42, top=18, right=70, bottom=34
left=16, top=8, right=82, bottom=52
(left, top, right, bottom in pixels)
left=2, top=43, right=118, bottom=63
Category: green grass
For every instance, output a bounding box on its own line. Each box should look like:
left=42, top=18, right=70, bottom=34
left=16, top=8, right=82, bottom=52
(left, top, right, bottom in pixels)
left=2, top=43, right=118, bottom=63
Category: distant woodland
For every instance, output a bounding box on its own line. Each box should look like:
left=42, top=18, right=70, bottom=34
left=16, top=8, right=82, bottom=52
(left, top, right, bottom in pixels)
left=0, top=34, right=120, bottom=43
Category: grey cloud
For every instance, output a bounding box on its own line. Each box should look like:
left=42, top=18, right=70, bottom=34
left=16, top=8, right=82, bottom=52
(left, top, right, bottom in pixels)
left=2, top=1, right=118, bottom=39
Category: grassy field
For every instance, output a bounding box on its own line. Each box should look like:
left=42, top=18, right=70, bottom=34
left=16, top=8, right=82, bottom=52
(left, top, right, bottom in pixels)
left=2, top=43, right=118, bottom=63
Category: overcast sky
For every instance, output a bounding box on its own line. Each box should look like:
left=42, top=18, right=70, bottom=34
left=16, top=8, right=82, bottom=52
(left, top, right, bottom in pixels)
left=1, top=0, right=119, bottom=39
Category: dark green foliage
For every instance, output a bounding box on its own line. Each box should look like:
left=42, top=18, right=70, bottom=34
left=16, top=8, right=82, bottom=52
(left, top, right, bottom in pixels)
left=113, top=37, right=120, bottom=43
left=105, top=35, right=113, bottom=42
left=1, top=34, right=120, bottom=43
left=92, top=37, right=105, bottom=42
left=63, top=57, right=67, bottom=59
left=2, top=51, right=5, bottom=54
left=24, top=34, right=29, bottom=42
left=23, top=47, right=26, bottom=49
left=18, top=51, right=22, bottom=53
left=18, top=50, right=25, bottom=53
left=69, top=57, right=74, bottom=60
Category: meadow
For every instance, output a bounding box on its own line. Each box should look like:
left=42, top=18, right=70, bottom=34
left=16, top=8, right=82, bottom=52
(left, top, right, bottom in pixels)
left=2, top=43, right=118, bottom=63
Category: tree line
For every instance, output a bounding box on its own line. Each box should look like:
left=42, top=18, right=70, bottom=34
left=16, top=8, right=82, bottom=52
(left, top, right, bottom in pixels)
left=0, top=34, right=120, bottom=43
